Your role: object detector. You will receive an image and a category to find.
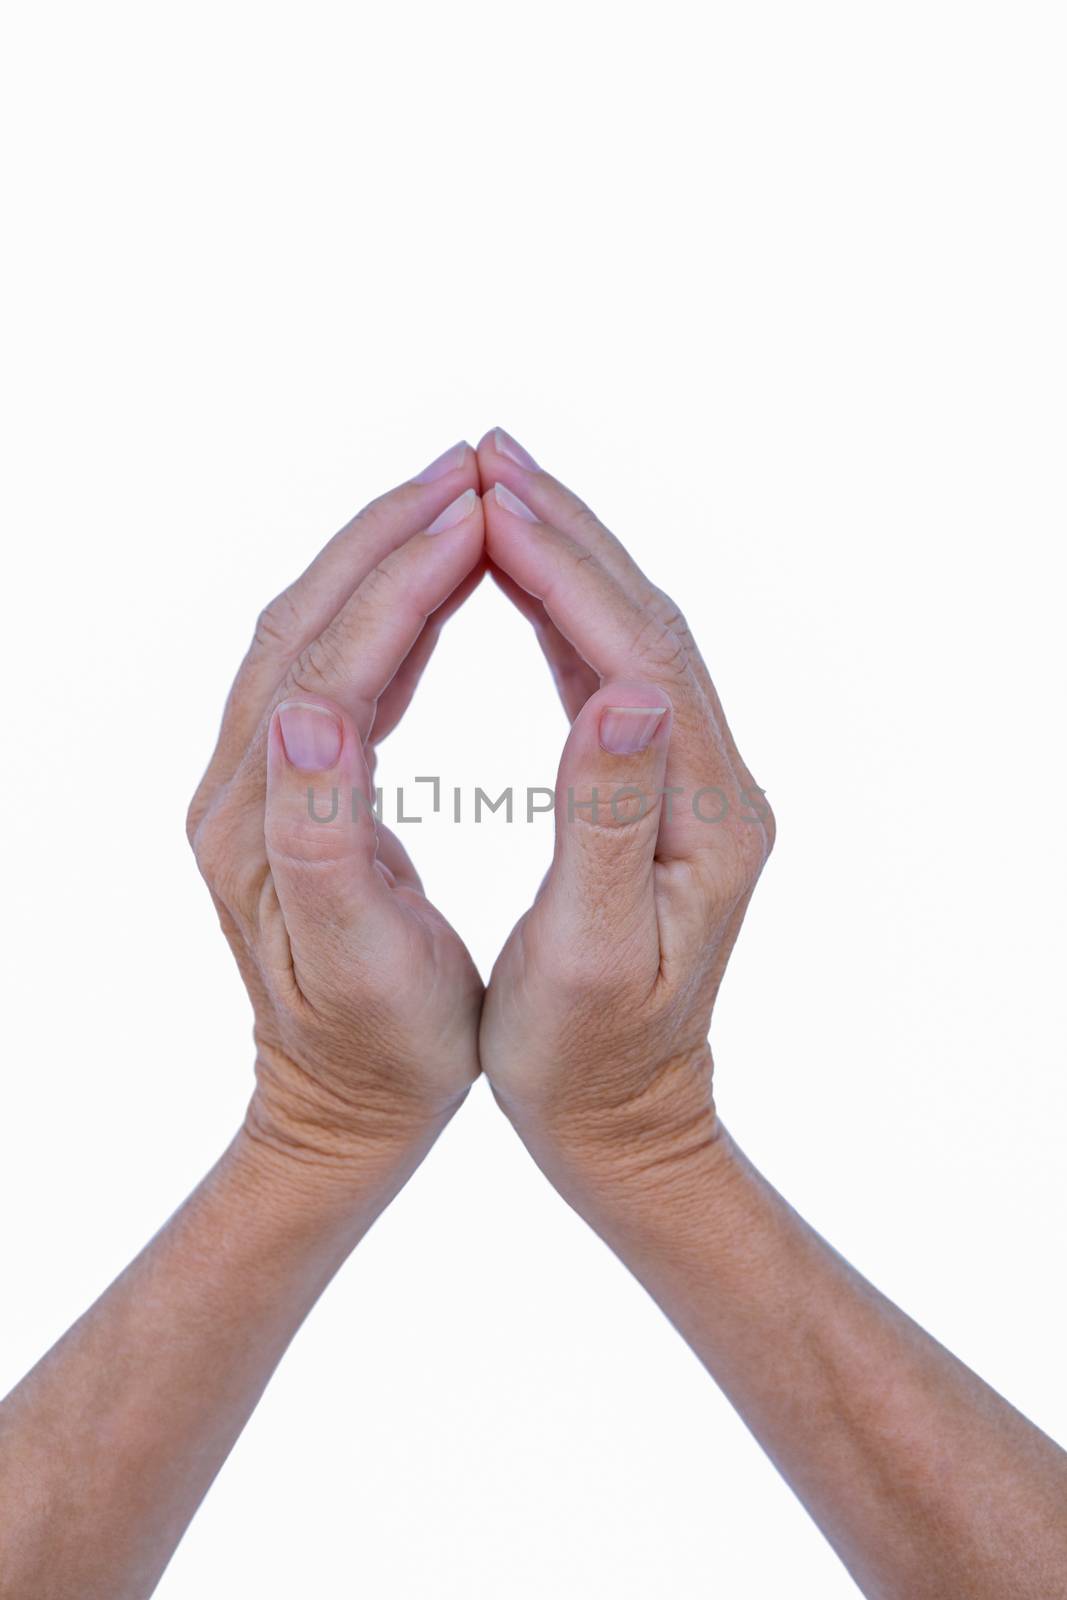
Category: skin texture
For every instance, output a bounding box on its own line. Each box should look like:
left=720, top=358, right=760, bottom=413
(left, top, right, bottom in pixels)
left=185, top=450, right=488, bottom=1163
left=475, top=428, right=1067, bottom=1600
left=0, top=444, right=488, bottom=1600
left=1, top=431, right=1066, bottom=1599
left=478, top=428, right=773, bottom=1168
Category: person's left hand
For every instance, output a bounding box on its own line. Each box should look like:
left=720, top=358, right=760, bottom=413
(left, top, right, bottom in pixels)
left=474, top=430, right=774, bottom=1196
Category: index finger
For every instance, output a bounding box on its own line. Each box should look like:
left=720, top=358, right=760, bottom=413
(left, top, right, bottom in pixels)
left=479, top=429, right=769, bottom=841
left=483, top=483, right=745, bottom=866
left=479, top=428, right=764, bottom=812
left=191, top=442, right=478, bottom=829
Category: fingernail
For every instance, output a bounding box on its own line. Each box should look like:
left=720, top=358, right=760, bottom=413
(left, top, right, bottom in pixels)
left=277, top=701, right=344, bottom=771
left=494, top=427, right=539, bottom=472
left=493, top=481, right=538, bottom=522
left=413, top=440, right=470, bottom=484
left=600, top=706, right=667, bottom=756
left=426, top=487, right=477, bottom=535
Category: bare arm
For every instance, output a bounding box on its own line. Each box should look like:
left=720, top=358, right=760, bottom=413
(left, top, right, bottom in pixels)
left=0, top=442, right=486, bottom=1599
left=0, top=1126, right=439, bottom=1600
left=530, top=1118, right=1067, bottom=1599
left=478, top=426, right=1067, bottom=1598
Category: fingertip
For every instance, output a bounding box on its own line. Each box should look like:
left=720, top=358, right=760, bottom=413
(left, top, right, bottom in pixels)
left=593, top=681, right=673, bottom=755
left=492, top=480, right=539, bottom=523
left=545, top=679, right=671, bottom=933
left=272, top=699, right=345, bottom=775
left=425, top=486, right=480, bottom=536
left=265, top=695, right=378, bottom=871
left=266, top=694, right=370, bottom=809
left=476, top=425, right=541, bottom=473
left=493, top=426, right=539, bottom=471
left=599, top=705, right=669, bottom=757
left=412, top=439, right=475, bottom=486
left=563, top=680, right=673, bottom=770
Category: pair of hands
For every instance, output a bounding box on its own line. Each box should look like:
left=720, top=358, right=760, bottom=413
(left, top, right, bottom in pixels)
left=186, top=428, right=773, bottom=1197
left=10, top=430, right=1067, bottom=1600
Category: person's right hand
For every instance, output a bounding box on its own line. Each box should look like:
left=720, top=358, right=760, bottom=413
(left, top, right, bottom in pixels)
left=185, top=443, right=486, bottom=1180
left=476, top=430, right=775, bottom=1193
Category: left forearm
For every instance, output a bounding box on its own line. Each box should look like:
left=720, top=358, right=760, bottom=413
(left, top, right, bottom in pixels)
left=0, top=1120, right=436, bottom=1600
left=2, top=442, right=489, bottom=1599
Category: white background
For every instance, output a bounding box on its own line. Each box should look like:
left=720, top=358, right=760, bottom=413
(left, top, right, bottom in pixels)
left=2, top=3, right=1065, bottom=1595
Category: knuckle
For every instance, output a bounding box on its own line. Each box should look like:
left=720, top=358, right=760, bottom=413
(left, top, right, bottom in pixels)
left=190, top=794, right=266, bottom=917
left=736, top=782, right=776, bottom=854
left=649, top=586, right=691, bottom=643
left=354, top=481, right=419, bottom=535
left=570, top=501, right=604, bottom=541
left=253, top=588, right=304, bottom=656
left=185, top=787, right=209, bottom=848
left=629, top=610, right=691, bottom=679
left=568, top=783, right=659, bottom=833
left=734, top=819, right=770, bottom=884
left=362, top=550, right=405, bottom=600
left=649, top=585, right=718, bottom=693
left=543, top=545, right=601, bottom=612
left=190, top=806, right=229, bottom=889
left=759, top=798, right=777, bottom=854
left=287, top=626, right=348, bottom=697
left=565, top=542, right=600, bottom=581
left=702, top=821, right=769, bottom=903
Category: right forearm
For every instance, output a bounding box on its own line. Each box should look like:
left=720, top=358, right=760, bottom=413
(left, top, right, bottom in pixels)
left=523, top=1115, right=1067, bottom=1599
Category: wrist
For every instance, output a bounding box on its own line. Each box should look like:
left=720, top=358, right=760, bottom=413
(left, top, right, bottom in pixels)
left=507, top=1105, right=756, bottom=1296
left=245, top=1037, right=470, bottom=1204
left=234, top=1087, right=459, bottom=1238
left=497, top=1049, right=730, bottom=1221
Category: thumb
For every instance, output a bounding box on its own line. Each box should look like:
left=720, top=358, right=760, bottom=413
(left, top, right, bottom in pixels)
left=543, top=680, right=672, bottom=945
left=264, top=696, right=389, bottom=979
